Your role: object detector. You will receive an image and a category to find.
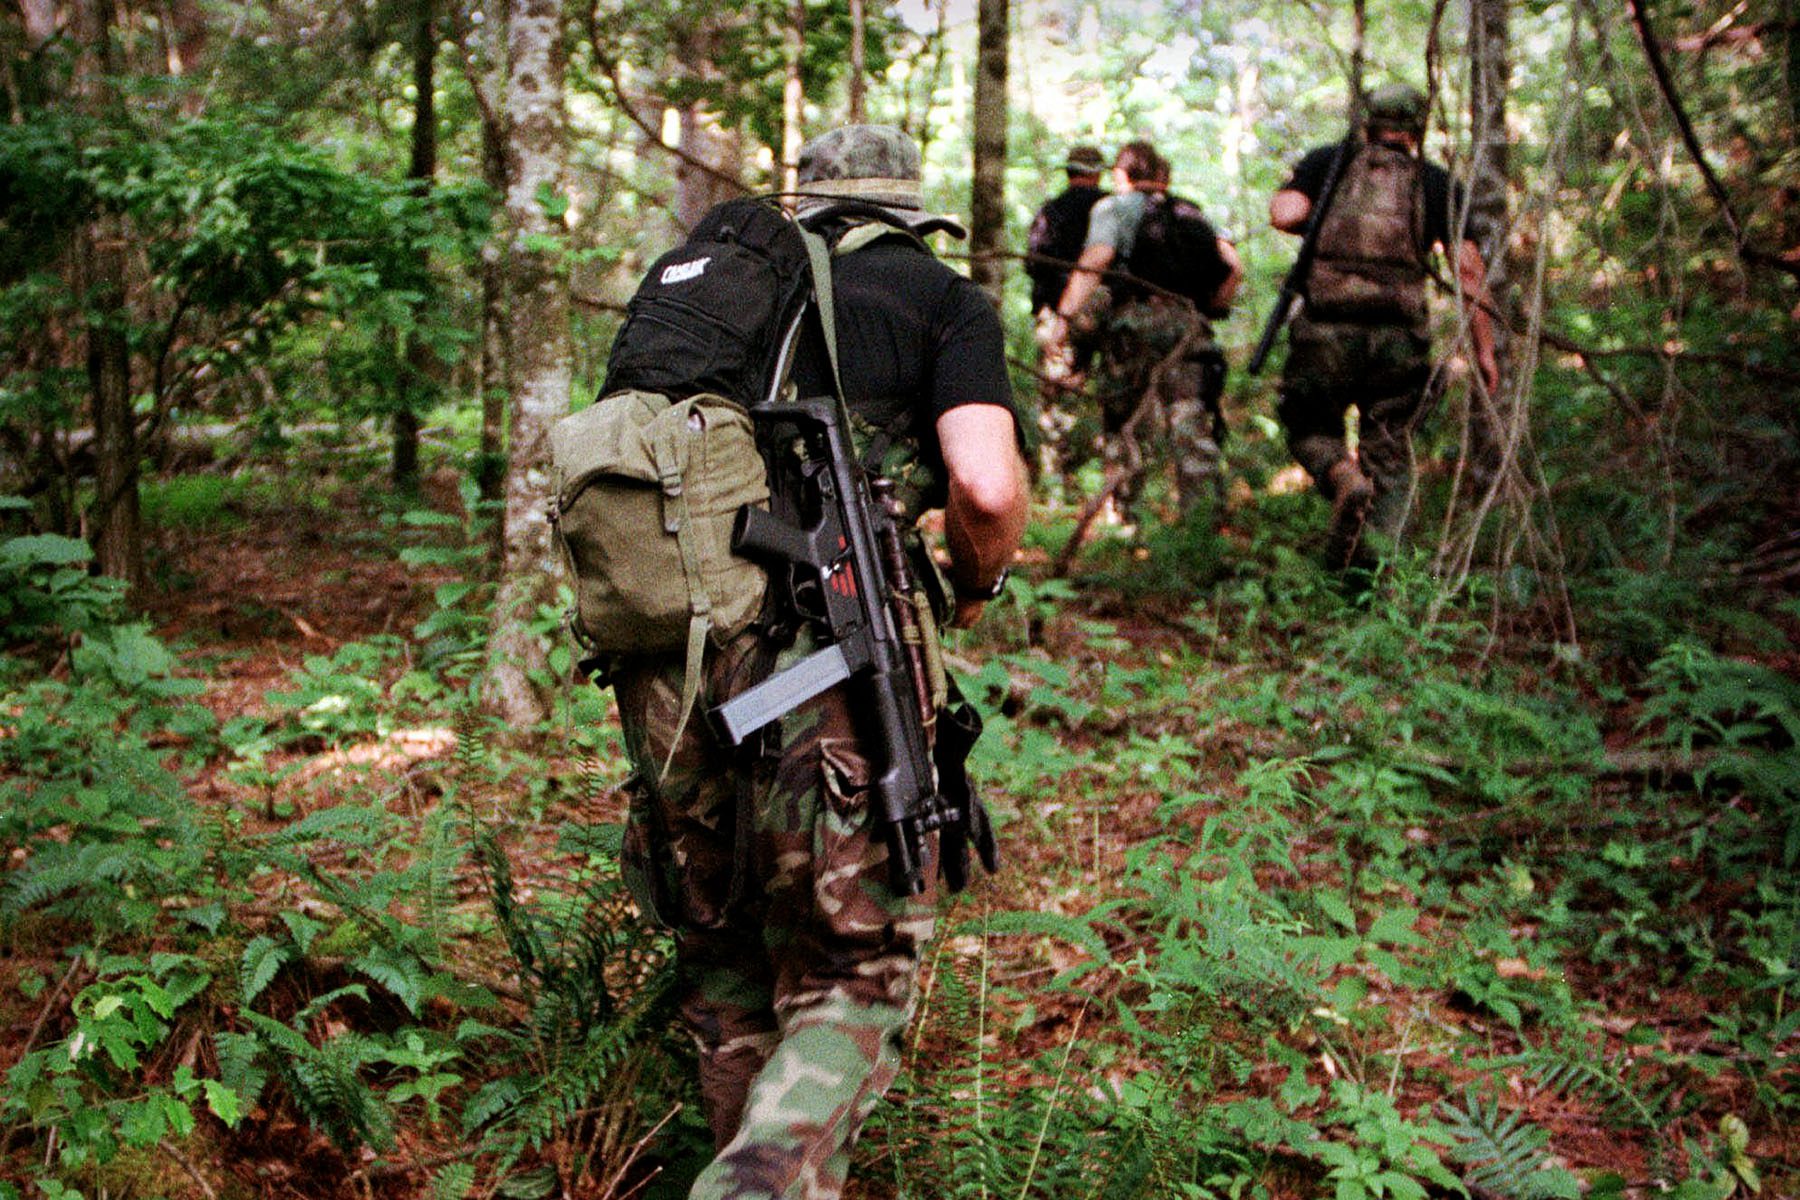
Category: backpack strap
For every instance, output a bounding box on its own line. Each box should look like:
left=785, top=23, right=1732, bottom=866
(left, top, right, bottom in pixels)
left=800, top=227, right=854, bottom=427
left=646, top=413, right=712, bottom=781
left=800, top=219, right=922, bottom=473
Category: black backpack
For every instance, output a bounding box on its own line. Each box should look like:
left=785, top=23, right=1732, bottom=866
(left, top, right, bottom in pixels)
left=551, top=198, right=815, bottom=760
left=601, top=197, right=814, bottom=408
left=1122, top=192, right=1232, bottom=318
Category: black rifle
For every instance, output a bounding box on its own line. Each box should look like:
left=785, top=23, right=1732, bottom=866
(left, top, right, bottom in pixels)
left=709, top=395, right=959, bottom=896
left=1247, top=135, right=1357, bottom=376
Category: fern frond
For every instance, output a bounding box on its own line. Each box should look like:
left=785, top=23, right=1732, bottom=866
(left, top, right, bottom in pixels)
left=431, top=1160, right=476, bottom=1200
left=1491, top=1035, right=1689, bottom=1173
left=419, top=807, right=466, bottom=952
left=240, top=935, right=292, bottom=1005
left=472, top=832, right=545, bottom=982
left=1439, top=1089, right=1581, bottom=1199
left=973, top=908, right=1114, bottom=981
left=452, top=703, right=491, bottom=775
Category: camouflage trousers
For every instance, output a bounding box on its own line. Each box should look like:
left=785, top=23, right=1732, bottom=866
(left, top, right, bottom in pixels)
left=1094, top=298, right=1225, bottom=516
left=1278, top=314, right=1436, bottom=562
left=613, top=626, right=937, bottom=1200
left=1033, top=308, right=1087, bottom=480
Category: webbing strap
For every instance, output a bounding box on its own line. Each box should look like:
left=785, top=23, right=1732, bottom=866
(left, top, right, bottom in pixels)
left=651, top=408, right=712, bottom=782
left=799, top=228, right=858, bottom=437
left=661, top=613, right=709, bottom=782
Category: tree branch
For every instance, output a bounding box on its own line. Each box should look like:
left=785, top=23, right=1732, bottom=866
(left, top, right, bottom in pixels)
left=1626, top=0, right=1800, bottom=283
left=583, top=21, right=752, bottom=199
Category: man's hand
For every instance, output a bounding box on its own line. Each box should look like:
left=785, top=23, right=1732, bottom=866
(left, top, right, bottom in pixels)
left=1035, top=309, right=1071, bottom=359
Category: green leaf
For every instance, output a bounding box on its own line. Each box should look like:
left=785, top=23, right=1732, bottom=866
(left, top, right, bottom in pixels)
left=239, top=935, right=291, bottom=1005
left=352, top=944, right=426, bottom=1015
left=280, top=911, right=327, bottom=955
left=1367, top=907, right=1423, bottom=947
left=1, top=533, right=92, bottom=567
left=1318, top=891, right=1357, bottom=930
left=202, top=1079, right=242, bottom=1127
left=181, top=902, right=227, bottom=934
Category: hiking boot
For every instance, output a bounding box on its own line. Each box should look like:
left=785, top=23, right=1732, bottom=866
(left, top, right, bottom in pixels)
left=1323, top=459, right=1374, bottom=571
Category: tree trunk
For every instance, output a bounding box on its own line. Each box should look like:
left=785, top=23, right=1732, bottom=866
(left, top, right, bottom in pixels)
left=848, top=0, right=866, bottom=123
left=483, top=0, right=570, bottom=726
left=464, top=0, right=511, bottom=520
left=1467, top=0, right=1513, bottom=475
left=84, top=228, right=139, bottom=589
left=394, top=0, right=438, bottom=492
left=1349, top=0, right=1366, bottom=121
left=19, top=0, right=59, bottom=46
left=781, top=0, right=804, bottom=196
left=672, top=20, right=743, bottom=230
left=968, top=0, right=1007, bottom=304
left=75, top=0, right=142, bottom=591
left=1789, top=0, right=1799, bottom=135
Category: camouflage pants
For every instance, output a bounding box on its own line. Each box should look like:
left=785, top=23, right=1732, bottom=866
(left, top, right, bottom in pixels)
left=1033, top=308, right=1086, bottom=481
left=613, top=627, right=936, bottom=1200
left=1094, top=299, right=1225, bottom=515
left=1278, top=314, right=1435, bottom=559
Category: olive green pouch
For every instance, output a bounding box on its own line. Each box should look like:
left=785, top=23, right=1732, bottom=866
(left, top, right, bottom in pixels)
left=549, top=388, right=770, bottom=768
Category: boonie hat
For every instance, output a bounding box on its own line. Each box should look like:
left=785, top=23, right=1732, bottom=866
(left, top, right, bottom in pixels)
left=1063, top=145, right=1105, bottom=174
left=795, top=124, right=968, bottom=239
left=1367, top=83, right=1427, bottom=135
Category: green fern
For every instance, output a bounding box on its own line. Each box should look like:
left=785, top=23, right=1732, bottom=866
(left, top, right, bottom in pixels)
left=1438, top=1089, right=1582, bottom=1199
left=976, top=907, right=1115, bottom=984
left=431, top=1160, right=476, bottom=1200
left=462, top=826, right=680, bottom=1186
left=239, top=934, right=292, bottom=1005
left=452, top=701, right=492, bottom=776
left=238, top=1007, right=394, bottom=1152
left=1491, top=1035, right=1689, bottom=1170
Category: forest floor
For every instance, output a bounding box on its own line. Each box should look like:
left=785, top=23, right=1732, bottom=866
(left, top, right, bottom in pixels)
left=5, top=463, right=1797, bottom=1199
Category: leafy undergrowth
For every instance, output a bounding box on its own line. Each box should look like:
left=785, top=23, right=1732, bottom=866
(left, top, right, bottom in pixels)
left=2, top=463, right=1796, bottom=1199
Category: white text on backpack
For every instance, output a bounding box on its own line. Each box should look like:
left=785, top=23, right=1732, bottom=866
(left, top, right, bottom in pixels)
left=660, top=257, right=713, bottom=285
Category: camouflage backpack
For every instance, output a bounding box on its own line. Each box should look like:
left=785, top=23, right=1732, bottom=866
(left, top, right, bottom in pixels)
left=1305, top=142, right=1428, bottom=325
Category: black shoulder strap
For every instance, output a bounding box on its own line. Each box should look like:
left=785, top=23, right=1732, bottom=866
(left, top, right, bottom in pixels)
left=798, top=199, right=932, bottom=253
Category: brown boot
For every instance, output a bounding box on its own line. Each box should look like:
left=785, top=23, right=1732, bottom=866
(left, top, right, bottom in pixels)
left=1323, top=459, right=1374, bottom=570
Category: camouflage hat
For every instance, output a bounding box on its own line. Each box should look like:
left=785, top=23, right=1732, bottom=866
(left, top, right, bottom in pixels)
left=1367, top=83, right=1427, bottom=134
left=1063, top=145, right=1105, bottom=174
left=795, top=124, right=968, bottom=239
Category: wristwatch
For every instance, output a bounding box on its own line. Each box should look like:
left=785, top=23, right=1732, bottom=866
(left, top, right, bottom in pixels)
left=952, top=566, right=1010, bottom=603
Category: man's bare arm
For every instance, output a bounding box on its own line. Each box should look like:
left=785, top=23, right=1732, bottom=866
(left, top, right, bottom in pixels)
left=1212, top=238, right=1244, bottom=312
left=1270, top=188, right=1312, bottom=235
left=937, top=403, right=1030, bottom=629
left=1456, top=238, right=1501, bottom=394
left=1052, top=242, right=1116, bottom=323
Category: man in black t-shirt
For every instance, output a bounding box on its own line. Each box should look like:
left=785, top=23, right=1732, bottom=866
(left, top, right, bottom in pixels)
left=1027, top=145, right=1107, bottom=316
left=1270, top=84, right=1498, bottom=570
left=1026, top=145, right=1108, bottom=470
left=611, top=125, right=1030, bottom=1200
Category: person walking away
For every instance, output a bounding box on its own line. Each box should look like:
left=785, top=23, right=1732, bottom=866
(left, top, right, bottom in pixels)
left=1026, top=145, right=1108, bottom=475
left=1269, top=83, right=1500, bottom=571
left=610, top=124, right=1030, bottom=1200
left=1044, top=140, right=1242, bottom=522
